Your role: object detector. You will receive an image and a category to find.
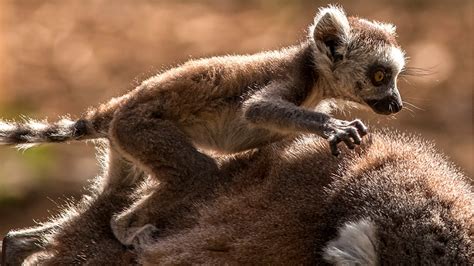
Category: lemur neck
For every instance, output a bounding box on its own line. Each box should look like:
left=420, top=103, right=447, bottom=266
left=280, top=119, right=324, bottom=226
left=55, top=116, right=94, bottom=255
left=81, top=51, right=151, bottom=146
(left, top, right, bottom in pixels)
left=300, top=82, right=325, bottom=109
left=301, top=69, right=336, bottom=109
left=315, top=75, right=339, bottom=99
left=305, top=39, right=349, bottom=102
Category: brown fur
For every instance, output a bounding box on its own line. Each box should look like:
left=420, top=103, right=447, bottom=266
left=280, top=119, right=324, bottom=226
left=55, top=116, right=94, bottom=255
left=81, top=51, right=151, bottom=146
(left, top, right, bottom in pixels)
left=0, top=5, right=409, bottom=249
left=2, top=143, right=144, bottom=265
left=3, top=132, right=472, bottom=265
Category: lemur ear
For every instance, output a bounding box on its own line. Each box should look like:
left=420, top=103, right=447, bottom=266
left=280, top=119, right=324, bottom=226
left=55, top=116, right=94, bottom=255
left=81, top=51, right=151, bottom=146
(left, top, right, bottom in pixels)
left=377, top=22, right=397, bottom=36
left=323, top=218, right=378, bottom=265
left=312, top=5, right=351, bottom=44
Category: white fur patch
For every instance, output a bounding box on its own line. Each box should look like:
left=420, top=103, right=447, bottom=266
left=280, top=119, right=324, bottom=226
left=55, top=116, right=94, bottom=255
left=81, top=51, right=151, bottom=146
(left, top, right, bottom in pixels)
left=57, top=118, right=75, bottom=127
left=54, top=118, right=75, bottom=137
left=323, top=218, right=378, bottom=266
left=389, top=46, right=406, bottom=72
left=0, top=121, right=16, bottom=132
left=374, top=21, right=397, bottom=36
left=26, top=120, right=49, bottom=131
left=0, top=121, right=15, bottom=144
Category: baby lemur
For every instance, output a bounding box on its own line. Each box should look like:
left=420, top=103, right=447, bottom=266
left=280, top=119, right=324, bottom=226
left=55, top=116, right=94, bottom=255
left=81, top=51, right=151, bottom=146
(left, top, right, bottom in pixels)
left=0, top=5, right=404, bottom=156
left=0, top=6, right=405, bottom=247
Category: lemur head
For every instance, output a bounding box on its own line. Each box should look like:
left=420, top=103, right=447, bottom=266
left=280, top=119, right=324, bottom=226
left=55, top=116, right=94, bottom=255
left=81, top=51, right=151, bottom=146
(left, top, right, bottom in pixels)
left=309, top=6, right=405, bottom=115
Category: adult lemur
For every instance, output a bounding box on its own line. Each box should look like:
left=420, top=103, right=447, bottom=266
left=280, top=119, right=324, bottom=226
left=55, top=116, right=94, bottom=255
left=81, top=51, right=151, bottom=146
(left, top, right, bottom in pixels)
left=3, top=132, right=473, bottom=265
left=0, top=6, right=406, bottom=246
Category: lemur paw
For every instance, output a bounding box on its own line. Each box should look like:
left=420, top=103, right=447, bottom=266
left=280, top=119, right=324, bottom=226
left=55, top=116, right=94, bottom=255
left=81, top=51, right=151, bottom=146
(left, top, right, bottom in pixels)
left=324, top=119, right=368, bottom=156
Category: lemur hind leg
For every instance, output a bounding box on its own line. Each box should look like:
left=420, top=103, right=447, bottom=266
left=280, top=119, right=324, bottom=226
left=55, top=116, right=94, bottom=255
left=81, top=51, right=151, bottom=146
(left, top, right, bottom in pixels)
left=1, top=223, right=58, bottom=266
left=2, top=144, right=145, bottom=265
left=109, top=102, right=220, bottom=250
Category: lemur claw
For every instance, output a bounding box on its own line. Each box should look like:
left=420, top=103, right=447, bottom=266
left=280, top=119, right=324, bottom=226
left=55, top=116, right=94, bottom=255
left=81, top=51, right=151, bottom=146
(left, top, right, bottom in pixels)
left=350, top=119, right=368, bottom=137
left=325, top=119, right=368, bottom=156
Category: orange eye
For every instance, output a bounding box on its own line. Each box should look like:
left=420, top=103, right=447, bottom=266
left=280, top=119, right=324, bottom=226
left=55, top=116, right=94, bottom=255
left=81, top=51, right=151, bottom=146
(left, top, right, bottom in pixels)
left=373, top=70, right=385, bottom=83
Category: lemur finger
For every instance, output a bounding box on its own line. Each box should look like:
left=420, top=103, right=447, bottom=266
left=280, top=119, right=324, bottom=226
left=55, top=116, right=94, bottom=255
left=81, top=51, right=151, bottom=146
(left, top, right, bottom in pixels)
left=343, top=137, right=356, bottom=149
left=328, top=136, right=341, bottom=156
left=350, top=119, right=368, bottom=136
left=346, top=127, right=361, bottom=145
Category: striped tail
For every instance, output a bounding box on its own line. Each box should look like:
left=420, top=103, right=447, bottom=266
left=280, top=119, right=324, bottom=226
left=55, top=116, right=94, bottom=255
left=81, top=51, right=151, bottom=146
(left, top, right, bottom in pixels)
left=0, top=117, right=99, bottom=149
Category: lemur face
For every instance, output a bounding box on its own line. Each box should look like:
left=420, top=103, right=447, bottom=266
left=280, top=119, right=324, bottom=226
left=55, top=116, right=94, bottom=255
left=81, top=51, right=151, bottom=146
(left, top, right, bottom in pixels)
left=349, top=38, right=405, bottom=115
left=362, top=60, right=403, bottom=115
left=348, top=19, right=405, bottom=115
left=310, top=6, right=405, bottom=115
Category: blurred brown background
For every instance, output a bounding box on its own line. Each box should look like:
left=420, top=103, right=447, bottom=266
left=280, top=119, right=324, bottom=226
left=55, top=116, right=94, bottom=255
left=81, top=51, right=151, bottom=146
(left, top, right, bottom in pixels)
left=0, top=0, right=472, bottom=237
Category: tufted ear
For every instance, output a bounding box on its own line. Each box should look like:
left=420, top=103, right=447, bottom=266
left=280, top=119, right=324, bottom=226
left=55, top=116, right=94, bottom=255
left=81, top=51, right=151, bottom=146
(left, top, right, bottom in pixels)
left=311, top=5, right=351, bottom=44
left=323, top=218, right=378, bottom=266
left=375, top=22, right=397, bottom=36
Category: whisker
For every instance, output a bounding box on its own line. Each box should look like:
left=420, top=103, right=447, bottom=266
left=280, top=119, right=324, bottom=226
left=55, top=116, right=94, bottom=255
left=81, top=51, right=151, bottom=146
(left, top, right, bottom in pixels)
left=400, top=66, right=436, bottom=77
left=403, top=101, right=425, bottom=111
left=399, top=76, right=412, bottom=85
left=404, top=96, right=431, bottom=101
left=403, top=106, right=416, bottom=117
left=403, top=106, right=414, bottom=113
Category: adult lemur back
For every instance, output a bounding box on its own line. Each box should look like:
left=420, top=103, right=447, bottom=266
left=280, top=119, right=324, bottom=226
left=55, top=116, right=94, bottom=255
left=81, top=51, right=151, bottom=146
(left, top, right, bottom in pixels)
left=3, top=132, right=472, bottom=265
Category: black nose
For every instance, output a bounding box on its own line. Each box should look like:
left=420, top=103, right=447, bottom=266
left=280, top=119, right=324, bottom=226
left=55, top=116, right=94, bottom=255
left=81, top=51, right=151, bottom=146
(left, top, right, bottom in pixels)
left=366, top=96, right=403, bottom=115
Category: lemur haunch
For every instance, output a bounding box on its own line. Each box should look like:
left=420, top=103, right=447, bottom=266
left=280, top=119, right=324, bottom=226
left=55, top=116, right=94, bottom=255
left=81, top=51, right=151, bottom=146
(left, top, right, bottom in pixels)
left=0, top=6, right=405, bottom=158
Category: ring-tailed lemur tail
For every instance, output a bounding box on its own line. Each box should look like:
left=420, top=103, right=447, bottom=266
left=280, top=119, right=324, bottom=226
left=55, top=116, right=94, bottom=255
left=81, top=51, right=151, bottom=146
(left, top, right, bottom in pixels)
left=0, top=118, right=87, bottom=147
left=0, top=96, right=122, bottom=147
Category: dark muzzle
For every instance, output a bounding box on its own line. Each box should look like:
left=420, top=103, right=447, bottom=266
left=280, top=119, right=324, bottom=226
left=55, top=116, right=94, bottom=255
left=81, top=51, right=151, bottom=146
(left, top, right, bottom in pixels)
left=365, top=95, right=403, bottom=115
